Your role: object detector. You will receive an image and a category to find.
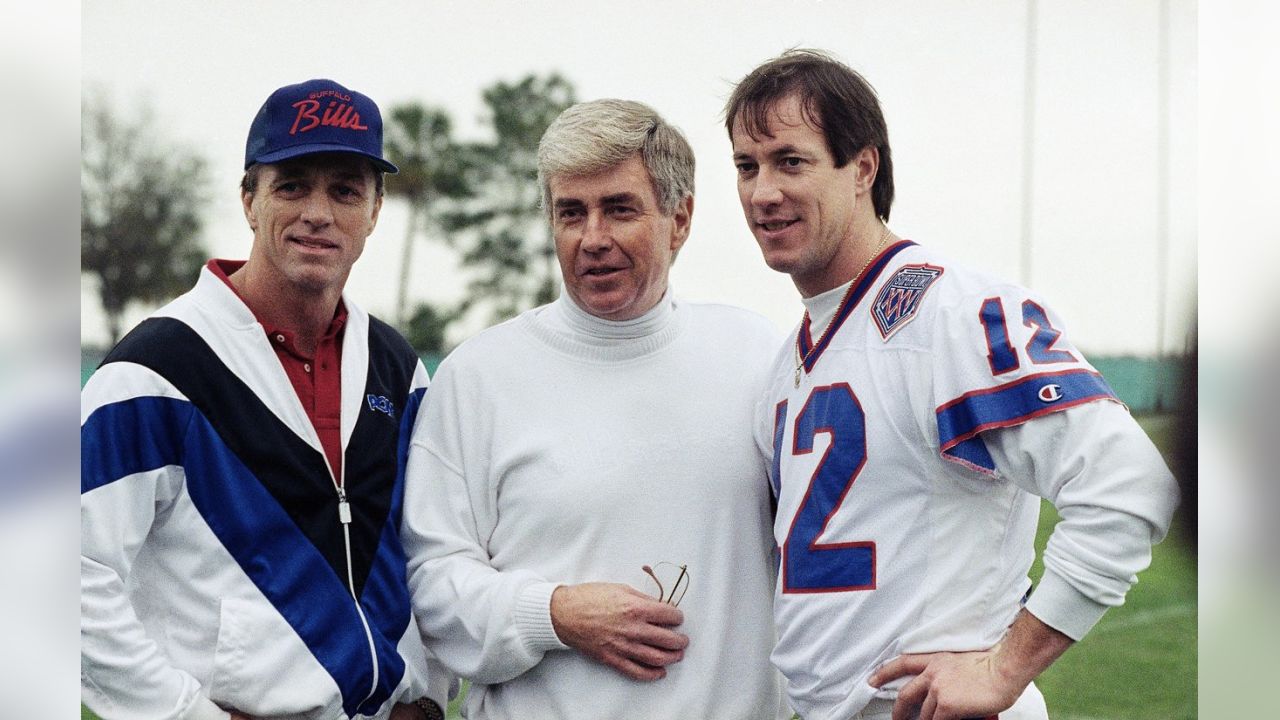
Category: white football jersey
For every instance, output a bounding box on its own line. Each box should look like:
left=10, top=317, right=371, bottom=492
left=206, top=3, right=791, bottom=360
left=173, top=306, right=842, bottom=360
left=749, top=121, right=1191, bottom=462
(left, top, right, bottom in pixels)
left=760, top=241, right=1122, bottom=720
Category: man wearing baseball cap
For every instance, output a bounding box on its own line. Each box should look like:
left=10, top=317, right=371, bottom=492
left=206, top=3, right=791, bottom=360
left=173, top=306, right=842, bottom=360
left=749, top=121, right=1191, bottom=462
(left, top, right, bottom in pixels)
left=81, top=79, right=450, bottom=720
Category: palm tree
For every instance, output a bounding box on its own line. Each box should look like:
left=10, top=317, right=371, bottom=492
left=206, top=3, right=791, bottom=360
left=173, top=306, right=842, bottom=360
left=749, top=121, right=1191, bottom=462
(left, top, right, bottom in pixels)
left=383, top=103, right=469, bottom=326
left=81, top=93, right=209, bottom=344
left=446, top=73, right=576, bottom=325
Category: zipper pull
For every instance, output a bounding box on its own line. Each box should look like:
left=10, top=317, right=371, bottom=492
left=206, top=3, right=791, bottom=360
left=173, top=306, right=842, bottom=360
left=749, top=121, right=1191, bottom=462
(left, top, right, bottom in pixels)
left=337, top=487, right=352, bottom=525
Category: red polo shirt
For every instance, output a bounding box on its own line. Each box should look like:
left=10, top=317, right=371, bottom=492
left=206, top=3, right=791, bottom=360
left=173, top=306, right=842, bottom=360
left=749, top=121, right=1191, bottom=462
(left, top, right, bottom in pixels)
left=208, top=259, right=346, bottom=483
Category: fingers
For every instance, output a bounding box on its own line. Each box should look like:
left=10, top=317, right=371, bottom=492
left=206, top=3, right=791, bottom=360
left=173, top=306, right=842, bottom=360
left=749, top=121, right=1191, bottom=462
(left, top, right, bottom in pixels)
left=625, top=639, right=685, bottom=668
left=631, top=622, right=689, bottom=651
left=606, top=654, right=667, bottom=682
left=551, top=581, right=690, bottom=681
left=919, top=691, right=938, bottom=720
left=622, top=585, right=684, bottom=626
left=596, top=632, right=684, bottom=682
left=870, top=652, right=935, bottom=687
left=892, top=672, right=930, bottom=720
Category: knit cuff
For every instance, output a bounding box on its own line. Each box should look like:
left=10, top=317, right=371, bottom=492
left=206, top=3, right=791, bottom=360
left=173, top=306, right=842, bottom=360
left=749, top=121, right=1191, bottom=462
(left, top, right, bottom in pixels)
left=1025, top=569, right=1110, bottom=641
left=515, top=581, right=569, bottom=653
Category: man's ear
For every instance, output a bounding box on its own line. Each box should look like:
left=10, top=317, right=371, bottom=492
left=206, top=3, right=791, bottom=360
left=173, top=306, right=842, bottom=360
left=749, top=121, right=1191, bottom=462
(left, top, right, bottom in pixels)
left=670, top=194, right=693, bottom=254
left=852, top=146, right=879, bottom=196
left=242, top=189, right=258, bottom=231
left=369, top=193, right=383, bottom=231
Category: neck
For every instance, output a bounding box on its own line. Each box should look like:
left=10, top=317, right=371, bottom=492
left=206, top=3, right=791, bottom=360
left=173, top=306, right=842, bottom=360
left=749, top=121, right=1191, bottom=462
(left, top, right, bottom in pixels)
left=229, top=262, right=343, bottom=355
left=558, top=287, right=674, bottom=341
left=794, top=218, right=893, bottom=298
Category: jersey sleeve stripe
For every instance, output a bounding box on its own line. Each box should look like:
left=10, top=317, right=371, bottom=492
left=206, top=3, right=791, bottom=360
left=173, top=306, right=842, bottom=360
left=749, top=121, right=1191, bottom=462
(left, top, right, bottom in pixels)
left=942, top=436, right=998, bottom=474
left=936, top=369, right=1120, bottom=452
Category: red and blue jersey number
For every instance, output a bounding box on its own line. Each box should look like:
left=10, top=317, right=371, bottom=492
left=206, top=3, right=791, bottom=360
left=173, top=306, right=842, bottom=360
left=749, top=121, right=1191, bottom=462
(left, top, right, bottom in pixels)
left=774, top=383, right=876, bottom=594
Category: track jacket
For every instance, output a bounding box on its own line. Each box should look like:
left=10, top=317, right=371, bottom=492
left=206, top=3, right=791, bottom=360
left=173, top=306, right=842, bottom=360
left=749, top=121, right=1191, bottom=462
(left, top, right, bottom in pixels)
left=81, top=267, right=449, bottom=720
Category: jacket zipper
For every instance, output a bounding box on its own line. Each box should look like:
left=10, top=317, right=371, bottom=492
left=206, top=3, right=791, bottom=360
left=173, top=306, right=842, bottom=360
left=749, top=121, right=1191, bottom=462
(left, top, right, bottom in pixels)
left=328, top=459, right=381, bottom=714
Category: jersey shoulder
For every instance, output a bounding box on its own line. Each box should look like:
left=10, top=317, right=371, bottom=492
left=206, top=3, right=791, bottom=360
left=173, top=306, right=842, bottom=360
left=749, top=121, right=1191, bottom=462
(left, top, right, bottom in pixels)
left=870, top=244, right=1031, bottom=349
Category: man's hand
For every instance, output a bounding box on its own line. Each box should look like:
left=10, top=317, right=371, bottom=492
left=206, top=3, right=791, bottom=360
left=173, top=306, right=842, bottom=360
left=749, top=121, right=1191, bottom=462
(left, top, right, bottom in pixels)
left=868, top=609, right=1074, bottom=720
left=550, top=582, right=688, bottom=681
left=869, top=648, right=1021, bottom=720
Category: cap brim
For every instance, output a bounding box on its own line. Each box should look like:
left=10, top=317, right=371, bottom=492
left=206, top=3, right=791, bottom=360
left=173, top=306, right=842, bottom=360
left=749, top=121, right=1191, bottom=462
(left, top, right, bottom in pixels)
left=249, top=143, right=398, bottom=174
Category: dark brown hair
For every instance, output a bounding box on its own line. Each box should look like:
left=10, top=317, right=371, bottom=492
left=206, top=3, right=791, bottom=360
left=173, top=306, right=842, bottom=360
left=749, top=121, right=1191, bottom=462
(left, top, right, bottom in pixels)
left=725, top=49, right=894, bottom=220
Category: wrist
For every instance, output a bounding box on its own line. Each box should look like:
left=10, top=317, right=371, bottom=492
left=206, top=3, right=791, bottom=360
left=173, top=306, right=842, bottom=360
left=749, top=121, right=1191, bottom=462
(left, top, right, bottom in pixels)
left=411, top=697, right=444, bottom=720
left=995, top=609, right=1075, bottom=690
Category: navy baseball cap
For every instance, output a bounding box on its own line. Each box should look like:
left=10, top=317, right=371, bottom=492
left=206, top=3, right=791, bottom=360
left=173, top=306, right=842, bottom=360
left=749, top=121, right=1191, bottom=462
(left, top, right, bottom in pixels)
left=244, top=79, right=398, bottom=173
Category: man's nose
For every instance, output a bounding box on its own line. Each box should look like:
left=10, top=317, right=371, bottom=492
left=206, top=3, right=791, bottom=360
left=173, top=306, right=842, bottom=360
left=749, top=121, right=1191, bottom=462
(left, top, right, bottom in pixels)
left=300, top=191, right=334, bottom=227
left=581, top=212, right=611, bottom=253
left=751, top=168, right=784, bottom=209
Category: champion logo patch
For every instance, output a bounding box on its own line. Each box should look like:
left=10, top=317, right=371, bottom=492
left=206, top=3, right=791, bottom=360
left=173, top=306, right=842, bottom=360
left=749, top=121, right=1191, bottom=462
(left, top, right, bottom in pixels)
left=872, top=264, right=944, bottom=340
left=1038, top=384, right=1064, bottom=403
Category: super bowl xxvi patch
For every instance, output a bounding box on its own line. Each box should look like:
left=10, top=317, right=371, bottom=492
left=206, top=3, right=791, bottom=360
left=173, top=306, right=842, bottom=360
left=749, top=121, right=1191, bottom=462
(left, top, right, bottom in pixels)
left=872, top=264, right=944, bottom=340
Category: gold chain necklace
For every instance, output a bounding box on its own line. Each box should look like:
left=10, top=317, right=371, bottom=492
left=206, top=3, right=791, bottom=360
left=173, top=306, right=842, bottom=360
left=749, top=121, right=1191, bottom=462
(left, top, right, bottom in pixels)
left=793, top=225, right=894, bottom=388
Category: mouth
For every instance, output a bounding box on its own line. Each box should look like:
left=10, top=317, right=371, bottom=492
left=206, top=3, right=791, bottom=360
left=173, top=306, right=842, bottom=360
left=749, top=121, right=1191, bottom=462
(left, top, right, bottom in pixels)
left=756, top=219, right=799, bottom=233
left=290, top=235, right=339, bottom=251
left=581, top=266, right=626, bottom=278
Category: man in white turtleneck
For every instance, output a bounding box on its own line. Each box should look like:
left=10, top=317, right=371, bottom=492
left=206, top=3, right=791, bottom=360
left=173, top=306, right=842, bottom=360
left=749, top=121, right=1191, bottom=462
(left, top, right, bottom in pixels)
left=400, top=99, right=789, bottom=720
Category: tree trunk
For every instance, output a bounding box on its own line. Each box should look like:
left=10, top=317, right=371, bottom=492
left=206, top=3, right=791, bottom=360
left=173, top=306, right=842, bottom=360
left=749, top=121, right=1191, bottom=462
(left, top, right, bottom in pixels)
left=107, top=310, right=122, bottom=348
left=395, top=198, right=421, bottom=328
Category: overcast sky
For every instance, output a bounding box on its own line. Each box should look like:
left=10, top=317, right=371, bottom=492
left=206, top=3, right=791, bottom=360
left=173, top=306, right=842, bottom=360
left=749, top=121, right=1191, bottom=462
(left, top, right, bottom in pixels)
left=80, top=0, right=1197, bottom=355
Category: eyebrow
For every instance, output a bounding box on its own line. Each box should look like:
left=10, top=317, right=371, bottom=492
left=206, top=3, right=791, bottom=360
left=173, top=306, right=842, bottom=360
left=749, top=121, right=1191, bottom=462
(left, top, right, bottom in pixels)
left=734, top=143, right=807, bottom=162
left=553, top=192, right=643, bottom=208
left=600, top=192, right=641, bottom=205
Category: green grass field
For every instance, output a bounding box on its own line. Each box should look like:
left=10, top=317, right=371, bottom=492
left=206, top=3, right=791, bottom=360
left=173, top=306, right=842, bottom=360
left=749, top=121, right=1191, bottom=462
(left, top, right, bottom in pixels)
left=84, top=415, right=1194, bottom=720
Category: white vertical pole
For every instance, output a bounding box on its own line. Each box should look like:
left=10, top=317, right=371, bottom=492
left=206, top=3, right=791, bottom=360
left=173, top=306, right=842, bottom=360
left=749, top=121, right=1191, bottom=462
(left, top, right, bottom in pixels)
left=1019, top=0, right=1038, bottom=288
left=1155, top=0, right=1172, bottom=358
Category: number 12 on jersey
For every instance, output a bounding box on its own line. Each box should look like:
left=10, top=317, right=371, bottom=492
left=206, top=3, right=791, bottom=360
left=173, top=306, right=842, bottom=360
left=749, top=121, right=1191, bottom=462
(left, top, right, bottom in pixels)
left=773, top=383, right=876, bottom=594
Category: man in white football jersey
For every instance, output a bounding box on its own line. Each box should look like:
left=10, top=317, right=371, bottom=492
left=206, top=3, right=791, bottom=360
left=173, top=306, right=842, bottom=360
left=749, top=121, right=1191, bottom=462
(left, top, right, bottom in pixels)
left=725, top=49, right=1179, bottom=720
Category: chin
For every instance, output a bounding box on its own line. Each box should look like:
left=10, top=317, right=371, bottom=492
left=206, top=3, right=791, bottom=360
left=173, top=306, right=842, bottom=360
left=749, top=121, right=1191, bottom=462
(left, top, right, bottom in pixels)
left=761, top=250, right=802, bottom=276
left=582, top=301, right=628, bottom=320
left=287, top=269, right=343, bottom=295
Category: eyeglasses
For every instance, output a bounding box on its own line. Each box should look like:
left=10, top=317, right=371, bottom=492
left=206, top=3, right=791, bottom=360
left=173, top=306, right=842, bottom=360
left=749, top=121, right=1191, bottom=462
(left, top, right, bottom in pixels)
left=642, top=562, right=689, bottom=607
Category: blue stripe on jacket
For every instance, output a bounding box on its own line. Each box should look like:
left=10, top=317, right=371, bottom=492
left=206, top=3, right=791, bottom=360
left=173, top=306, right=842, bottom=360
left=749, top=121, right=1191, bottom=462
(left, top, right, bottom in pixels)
left=82, top=396, right=391, bottom=715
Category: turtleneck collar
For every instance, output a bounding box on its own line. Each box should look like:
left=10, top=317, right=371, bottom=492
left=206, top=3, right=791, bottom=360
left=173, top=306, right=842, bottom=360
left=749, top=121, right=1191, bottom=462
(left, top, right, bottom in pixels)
left=800, top=279, right=852, bottom=338
left=549, top=288, right=675, bottom=341
left=522, top=287, right=685, bottom=362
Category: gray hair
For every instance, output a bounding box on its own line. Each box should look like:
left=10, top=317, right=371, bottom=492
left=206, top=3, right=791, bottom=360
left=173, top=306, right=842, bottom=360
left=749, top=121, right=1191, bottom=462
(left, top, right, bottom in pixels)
left=537, top=99, right=695, bottom=219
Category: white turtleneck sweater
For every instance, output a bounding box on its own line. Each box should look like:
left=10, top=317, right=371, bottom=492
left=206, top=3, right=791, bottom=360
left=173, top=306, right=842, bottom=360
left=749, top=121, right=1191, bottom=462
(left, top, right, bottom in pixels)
left=402, top=291, right=789, bottom=720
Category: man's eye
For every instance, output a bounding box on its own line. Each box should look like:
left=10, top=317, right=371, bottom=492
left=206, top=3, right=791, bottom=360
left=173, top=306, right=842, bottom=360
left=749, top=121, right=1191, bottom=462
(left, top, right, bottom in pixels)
left=557, top=208, right=583, bottom=222
left=735, top=162, right=757, bottom=175
left=782, top=156, right=804, bottom=168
